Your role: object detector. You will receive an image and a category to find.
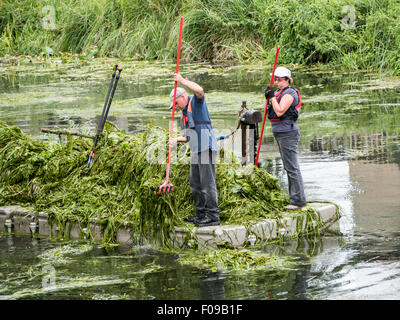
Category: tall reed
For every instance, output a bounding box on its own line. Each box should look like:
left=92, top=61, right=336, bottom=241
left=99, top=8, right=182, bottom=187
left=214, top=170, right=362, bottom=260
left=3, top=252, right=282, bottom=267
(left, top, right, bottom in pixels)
left=1, top=0, right=400, bottom=73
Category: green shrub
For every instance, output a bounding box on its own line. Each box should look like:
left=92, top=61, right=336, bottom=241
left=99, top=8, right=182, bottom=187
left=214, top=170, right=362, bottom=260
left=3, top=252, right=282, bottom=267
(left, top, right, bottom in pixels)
left=1, top=0, right=400, bottom=73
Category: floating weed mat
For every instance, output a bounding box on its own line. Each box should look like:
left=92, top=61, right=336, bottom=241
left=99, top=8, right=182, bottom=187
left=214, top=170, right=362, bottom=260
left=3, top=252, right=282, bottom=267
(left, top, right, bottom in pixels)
left=176, top=248, right=299, bottom=273
left=38, top=243, right=93, bottom=266
left=0, top=120, right=318, bottom=247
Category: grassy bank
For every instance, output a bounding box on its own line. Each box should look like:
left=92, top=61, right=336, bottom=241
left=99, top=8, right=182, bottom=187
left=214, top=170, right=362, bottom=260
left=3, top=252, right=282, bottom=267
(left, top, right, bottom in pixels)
left=1, top=0, right=400, bottom=73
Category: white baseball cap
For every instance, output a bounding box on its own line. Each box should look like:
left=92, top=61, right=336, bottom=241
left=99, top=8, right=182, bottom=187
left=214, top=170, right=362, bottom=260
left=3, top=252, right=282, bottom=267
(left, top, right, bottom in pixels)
left=169, top=87, right=186, bottom=109
left=271, top=66, right=292, bottom=83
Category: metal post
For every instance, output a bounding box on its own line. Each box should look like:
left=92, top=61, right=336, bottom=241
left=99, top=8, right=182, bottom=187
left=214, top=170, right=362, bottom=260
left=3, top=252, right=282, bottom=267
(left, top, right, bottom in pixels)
left=241, top=122, right=247, bottom=166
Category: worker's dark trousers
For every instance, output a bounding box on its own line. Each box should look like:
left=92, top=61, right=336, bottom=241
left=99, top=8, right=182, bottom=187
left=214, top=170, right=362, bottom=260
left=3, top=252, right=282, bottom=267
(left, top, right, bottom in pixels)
left=274, top=130, right=306, bottom=207
left=190, top=149, right=220, bottom=221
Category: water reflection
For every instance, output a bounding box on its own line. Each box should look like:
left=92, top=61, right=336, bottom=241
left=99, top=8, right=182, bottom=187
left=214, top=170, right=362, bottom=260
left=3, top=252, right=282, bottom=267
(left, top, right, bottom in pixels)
left=0, top=230, right=399, bottom=299
left=199, top=271, right=226, bottom=300
left=308, top=132, right=399, bottom=165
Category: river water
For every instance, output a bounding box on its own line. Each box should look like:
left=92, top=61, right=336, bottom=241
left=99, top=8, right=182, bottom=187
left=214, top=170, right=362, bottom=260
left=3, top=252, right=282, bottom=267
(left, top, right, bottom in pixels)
left=0, top=58, right=399, bottom=300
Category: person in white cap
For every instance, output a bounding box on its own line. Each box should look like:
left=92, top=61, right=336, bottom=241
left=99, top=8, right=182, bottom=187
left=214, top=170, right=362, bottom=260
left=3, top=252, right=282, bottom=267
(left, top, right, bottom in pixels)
left=264, top=66, right=306, bottom=210
left=168, top=73, right=220, bottom=227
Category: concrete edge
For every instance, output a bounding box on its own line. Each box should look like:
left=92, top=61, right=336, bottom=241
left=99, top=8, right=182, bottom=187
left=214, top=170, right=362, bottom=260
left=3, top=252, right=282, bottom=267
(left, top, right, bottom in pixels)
left=171, top=202, right=341, bottom=249
left=0, top=203, right=341, bottom=249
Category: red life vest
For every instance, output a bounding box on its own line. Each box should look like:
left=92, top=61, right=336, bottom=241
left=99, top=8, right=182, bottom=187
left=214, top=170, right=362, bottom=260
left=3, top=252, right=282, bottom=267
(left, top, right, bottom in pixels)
left=268, top=87, right=301, bottom=122
left=180, top=97, right=195, bottom=129
left=180, top=97, right=212, bottom=129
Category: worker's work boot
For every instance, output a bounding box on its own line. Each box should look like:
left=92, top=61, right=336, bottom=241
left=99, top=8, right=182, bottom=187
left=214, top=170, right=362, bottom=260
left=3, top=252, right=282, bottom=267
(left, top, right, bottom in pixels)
left=194, top=214, right=220, bottom=227
left=184, top=213, right=205, bottom=224
left=183, top=216, right=196, bottom=223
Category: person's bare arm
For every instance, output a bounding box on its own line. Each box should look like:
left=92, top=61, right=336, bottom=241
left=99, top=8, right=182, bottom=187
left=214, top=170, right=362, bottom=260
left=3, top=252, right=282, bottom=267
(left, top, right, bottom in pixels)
left=174, top=73, right=204, bottom=99
left=169, top=136, right=188, bottom=147
left=270, top=94, right=294, bottom=117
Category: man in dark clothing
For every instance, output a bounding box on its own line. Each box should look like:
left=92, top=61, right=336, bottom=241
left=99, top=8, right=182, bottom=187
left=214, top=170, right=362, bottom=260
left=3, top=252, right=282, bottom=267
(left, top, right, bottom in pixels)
left=168, top=73, right=220, bottom=227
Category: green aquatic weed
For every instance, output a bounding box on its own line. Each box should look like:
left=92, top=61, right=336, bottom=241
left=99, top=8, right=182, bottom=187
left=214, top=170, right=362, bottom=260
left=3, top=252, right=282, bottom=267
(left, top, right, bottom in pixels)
left=0, top=120, right=304, bottom=247
left=177, top=248, right=299, bottom=273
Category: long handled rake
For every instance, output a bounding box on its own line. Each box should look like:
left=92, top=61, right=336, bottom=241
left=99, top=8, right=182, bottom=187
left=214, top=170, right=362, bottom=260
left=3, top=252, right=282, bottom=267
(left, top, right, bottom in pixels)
left=87, top=65, right=122, bottom=168
left=255, top=46, right=280, bottom=167
left=158, top=16, right=184, bottom=194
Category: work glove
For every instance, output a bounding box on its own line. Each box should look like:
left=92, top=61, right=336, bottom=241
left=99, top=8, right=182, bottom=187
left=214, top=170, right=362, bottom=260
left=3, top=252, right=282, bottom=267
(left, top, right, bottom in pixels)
left=264, top=86, right=275, bottom=99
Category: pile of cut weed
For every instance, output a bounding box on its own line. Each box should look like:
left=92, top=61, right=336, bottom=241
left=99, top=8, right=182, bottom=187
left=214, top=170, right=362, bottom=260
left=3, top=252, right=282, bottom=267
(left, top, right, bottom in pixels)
left=0, top=120, right=294, bottom=246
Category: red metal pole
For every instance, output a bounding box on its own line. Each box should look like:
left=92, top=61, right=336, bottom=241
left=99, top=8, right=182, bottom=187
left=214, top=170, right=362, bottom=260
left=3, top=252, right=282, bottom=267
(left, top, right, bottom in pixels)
left=255, top=45, right=280, bottom=167
left=158, top=16, right=183, bottom=194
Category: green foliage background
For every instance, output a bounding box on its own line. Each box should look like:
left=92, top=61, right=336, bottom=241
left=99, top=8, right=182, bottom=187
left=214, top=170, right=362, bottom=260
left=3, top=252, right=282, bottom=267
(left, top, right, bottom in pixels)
left=1, top=0, right=400, bottom=73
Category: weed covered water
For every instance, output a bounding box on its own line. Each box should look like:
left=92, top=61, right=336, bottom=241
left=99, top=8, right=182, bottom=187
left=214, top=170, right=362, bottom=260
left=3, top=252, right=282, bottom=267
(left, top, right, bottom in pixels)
left=0, top=58, right=399, bottom=299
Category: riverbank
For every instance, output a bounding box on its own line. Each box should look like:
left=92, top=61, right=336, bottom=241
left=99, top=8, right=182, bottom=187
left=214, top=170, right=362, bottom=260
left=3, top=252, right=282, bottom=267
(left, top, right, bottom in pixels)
left=2, top=0, right=400, bottom=74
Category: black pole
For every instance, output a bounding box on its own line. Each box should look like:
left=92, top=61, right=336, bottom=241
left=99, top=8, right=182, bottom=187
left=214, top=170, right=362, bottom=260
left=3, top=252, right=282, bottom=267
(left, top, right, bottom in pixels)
left=99, top=67, right=122, bottom=133
left=87, top=66, right=122, bottom=168
left=254, top=123, right=259, bottom=165
left=98, top=64, right=118, bottom=134
left=241, top=122, right=247, bottom=166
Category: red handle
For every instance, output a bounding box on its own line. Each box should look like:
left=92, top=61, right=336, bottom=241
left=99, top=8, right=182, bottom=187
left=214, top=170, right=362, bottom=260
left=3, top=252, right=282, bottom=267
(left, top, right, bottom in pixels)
left=165, top=16, right=184, bottom=183
left=170, top=16, right=183, bottom=133
left=255, top=46, right=280, bottom=167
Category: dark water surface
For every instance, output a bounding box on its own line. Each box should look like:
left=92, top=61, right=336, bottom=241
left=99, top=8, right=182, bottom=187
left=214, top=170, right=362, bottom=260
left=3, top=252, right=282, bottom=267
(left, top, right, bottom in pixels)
left=0, top=58, right=399, bottom=299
